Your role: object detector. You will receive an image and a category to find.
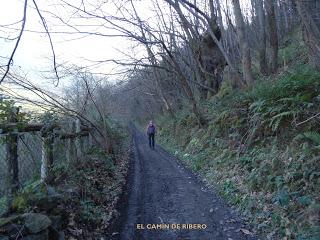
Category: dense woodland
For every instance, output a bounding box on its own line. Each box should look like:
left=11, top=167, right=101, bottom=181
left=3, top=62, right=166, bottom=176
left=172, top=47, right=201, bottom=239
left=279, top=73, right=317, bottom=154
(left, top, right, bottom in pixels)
left=0, top=0, right=320, bottom=239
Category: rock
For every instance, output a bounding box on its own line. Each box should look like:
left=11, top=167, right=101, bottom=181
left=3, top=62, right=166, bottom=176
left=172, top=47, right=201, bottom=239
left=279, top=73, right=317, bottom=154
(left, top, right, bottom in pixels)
left=23, top=213, right=52, bottom=234
left=21, top=229, right=49, bottom=240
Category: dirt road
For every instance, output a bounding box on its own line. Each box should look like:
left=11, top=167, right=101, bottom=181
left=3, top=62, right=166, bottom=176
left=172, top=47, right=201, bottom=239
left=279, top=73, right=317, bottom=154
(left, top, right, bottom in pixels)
left=112, top=128, right=257, bottom=240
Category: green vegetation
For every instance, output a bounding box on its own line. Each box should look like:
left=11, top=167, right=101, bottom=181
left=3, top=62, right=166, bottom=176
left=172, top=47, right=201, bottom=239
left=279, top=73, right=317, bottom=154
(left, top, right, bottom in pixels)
left=0, top=197, right=6, bottom=216
left=157, top=65, right=320, bottom=239
left=0, top=99, right=29, bottom=123
left=0, top=100, right=131, bottom=238
left=68, top=133, right=130, bottom=228
left=59, top=152, right=129, bottom=237
left=10, top=180, right=46, bottom=213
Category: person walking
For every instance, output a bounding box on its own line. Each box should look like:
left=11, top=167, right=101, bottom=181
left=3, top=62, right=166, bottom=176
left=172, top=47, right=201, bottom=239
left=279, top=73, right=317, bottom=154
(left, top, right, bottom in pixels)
left=146, top=120, right=156, bottom=149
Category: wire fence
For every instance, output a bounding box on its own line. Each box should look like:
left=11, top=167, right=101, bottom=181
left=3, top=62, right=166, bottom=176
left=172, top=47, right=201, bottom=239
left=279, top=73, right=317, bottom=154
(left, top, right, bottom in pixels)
left=0, top=133, right=39, bottom=197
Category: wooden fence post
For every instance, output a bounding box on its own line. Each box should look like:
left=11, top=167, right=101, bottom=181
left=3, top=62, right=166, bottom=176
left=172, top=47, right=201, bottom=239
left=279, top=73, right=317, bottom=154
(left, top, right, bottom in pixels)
left=5, top=108, right=19, bottom=210
left=65, top=121, right=74, bottom=164
left=88, top=131, right=93, bottom=148
left=75, top=119, right=82, bottom=160
left=40, top=131, right=54, bottom=184
left=65, top=137, right=72, bottom=164
left=84, top=133, right=90, bottom=153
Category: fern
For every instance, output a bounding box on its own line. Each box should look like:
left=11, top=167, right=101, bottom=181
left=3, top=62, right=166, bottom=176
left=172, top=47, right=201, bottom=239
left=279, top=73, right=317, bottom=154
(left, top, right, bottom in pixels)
left=295, top=131, right=320, bottom=146
left=269, top=111, right=297, bottom=131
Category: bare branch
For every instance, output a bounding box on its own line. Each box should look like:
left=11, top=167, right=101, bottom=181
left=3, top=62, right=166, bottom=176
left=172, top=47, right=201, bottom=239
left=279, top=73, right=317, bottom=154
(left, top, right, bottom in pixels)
left=32, top=0, right=60, bottom=86
left=0, top=0, right=28, bottom=84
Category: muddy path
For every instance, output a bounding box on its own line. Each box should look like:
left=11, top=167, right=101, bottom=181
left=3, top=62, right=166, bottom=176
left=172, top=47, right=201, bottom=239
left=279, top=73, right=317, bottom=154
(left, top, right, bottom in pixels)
left=110, top=127, right=257, bottom=240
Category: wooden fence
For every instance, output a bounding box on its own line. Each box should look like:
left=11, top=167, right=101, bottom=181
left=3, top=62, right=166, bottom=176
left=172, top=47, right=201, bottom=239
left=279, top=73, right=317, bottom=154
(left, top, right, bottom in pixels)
left=0, top=110, right=92, bottom=208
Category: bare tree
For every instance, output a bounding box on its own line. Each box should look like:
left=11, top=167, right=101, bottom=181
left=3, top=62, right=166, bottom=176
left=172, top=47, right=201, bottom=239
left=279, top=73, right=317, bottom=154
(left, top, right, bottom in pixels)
left=254, top=0, right=268, bottom=75
left=296, top=0, right=320, bottom=69
left=266, top=0, right=279, bottom=73
left=165, top=0, right=244, bottom=87
left=232, top=0, right=254, bottom=85
left=130, top=0, right=175, bottom=118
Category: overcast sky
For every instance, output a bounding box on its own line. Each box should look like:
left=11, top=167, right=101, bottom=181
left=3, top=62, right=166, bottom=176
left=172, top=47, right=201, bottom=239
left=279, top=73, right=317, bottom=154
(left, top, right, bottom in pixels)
left=0, top=0, right=144, bottom=90
left=0, top=0, right=251, bottom=98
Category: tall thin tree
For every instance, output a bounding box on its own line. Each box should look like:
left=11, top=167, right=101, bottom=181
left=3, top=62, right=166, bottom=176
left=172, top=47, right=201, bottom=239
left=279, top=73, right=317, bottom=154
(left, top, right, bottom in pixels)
left=266, top=0, right=279, bottom=73
left=232, top=0, right=254, bottom=85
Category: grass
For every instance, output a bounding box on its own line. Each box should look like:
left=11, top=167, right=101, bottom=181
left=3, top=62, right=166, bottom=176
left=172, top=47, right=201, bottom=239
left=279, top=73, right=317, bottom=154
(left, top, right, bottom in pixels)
left=156, top=64, right=320, bottom=239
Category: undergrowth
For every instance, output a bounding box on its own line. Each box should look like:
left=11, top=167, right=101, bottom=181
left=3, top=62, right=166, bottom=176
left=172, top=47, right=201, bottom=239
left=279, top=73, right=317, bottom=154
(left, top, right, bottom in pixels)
left=157, top=65, right=320, bottom=239
left=63, top=122, right=131, bottom=238
left=0, top=118, right=131, bottom=239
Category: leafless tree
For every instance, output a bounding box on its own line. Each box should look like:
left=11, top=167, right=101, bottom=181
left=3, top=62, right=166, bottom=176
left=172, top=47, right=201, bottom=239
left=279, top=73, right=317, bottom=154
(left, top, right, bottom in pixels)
left=296, top=0, right=320, bottom=69
left=266, top=0, right=279, bottom=73
left=232, top=0, right=254, bottom=85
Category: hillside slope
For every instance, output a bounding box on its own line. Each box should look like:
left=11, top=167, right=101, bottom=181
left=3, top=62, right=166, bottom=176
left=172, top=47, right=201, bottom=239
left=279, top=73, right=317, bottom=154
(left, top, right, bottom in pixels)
left=157, top=65, right=320, bottom=239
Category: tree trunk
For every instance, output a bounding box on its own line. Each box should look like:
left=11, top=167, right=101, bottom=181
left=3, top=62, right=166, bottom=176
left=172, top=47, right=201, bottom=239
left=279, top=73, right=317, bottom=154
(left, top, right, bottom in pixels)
left=165, top=0, right=244, bottom=89
left=166, top=2, right=212, bottom=100
left=216, top=0, right=224, bottom=30
left=266, top=0, right=279, bottom=73
left=232, top=0, right=254, bottom=85
left=281, top=0, right=290, bottom=33
left=296, top=0, right=320, bottom=69
left=255, top=0, right=268, bottom=75
left=168, top=52, right=206, bottom=125
left=133, top=4, right=176, bottom=118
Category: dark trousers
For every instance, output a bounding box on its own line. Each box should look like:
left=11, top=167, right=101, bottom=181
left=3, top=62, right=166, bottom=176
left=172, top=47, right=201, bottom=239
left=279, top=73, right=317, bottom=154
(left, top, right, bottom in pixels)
left=148, top=133, right=155, bottom=148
